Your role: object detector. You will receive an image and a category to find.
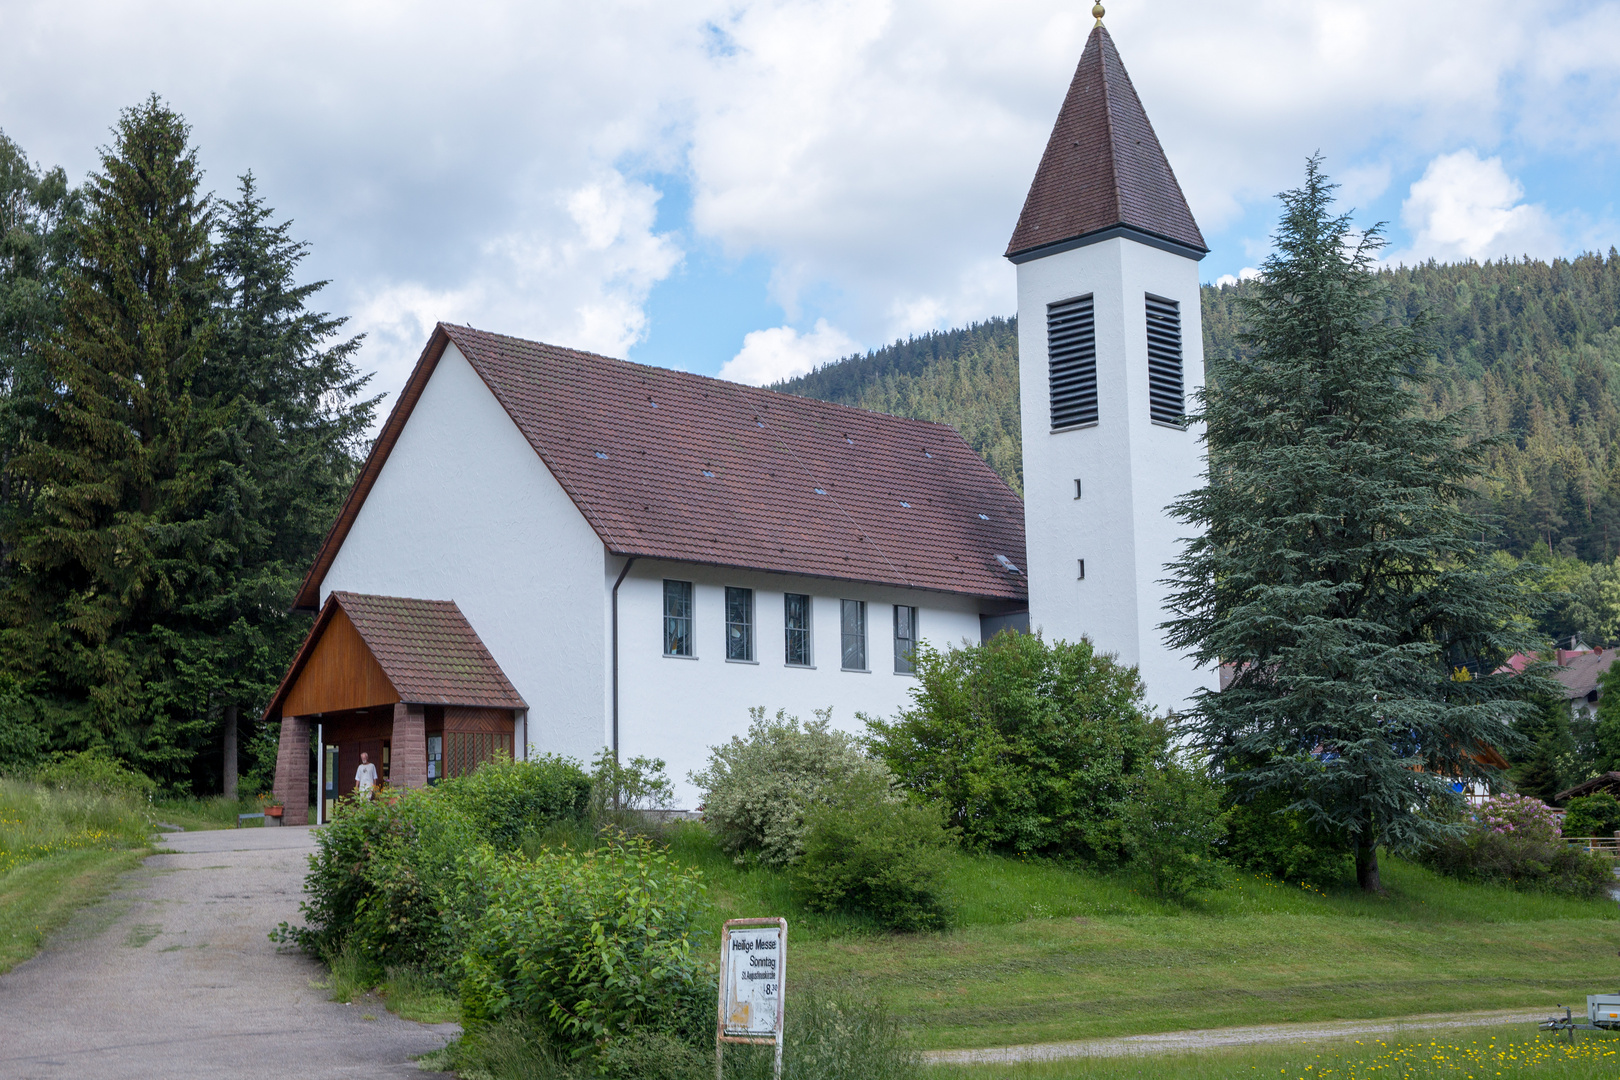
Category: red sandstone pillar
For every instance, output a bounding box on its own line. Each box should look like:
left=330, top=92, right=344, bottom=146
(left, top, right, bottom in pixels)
left=273, top=716, right=312, bottom=826
left=391, top=702, right=428, bottom=790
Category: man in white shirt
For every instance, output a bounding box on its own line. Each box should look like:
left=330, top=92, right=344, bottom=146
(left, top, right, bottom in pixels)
left=355, top=752, right=379, bottom=798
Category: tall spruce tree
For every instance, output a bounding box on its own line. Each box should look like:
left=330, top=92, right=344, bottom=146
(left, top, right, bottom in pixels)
left=0, top=132, right=81, bottom=572
left=189, top=173, right=374, bottom=795
left=4, top=97, right=228, bottom=779
left=1162, top=158, right=1552, bottom=891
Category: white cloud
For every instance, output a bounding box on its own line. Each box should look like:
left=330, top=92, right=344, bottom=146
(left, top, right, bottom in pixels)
left=0, top=0, right=1615, bottom=411
left=718, top=319, right=860, bottom=385
left=1388, top=150, right=1562, bottom=264
left=1213, top=267, right=1262, bottom=288
left=350, top=172, right=681, bottom=383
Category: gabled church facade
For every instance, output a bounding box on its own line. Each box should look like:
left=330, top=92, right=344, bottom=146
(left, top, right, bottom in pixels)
left=268, top=15, right=1212, bottom=821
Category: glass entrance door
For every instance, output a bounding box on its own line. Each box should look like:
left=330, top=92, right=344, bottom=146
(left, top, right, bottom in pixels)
left=323, top=744, right=338, bottom=823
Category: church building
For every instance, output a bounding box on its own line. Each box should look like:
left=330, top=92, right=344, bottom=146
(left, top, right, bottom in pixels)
left=267, top=11, right=1214, bottom=822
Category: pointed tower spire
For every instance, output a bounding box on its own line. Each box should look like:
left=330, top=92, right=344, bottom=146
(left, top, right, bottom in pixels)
left=1006, top=24, right=1205, bottom=262
left=1008, top=18, right=1215, bottom=714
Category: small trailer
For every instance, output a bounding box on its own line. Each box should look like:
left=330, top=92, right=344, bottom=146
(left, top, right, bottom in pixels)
left=1539, top=995, right=1620, bottom=1039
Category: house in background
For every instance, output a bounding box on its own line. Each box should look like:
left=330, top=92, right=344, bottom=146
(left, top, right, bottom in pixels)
left=269, top=17, right=1216, bottom=820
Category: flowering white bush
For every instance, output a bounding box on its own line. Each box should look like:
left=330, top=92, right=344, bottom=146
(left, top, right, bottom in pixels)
left=1475, top=793, right=1561, bottom=843
left=690, top=707, right=894, bottom=867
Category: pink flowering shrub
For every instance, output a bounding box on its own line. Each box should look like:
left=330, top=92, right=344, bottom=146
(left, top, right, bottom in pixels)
left=1425, top=792, right=1609, bottom=898
left=1476, top=793, right=1562, bottom=843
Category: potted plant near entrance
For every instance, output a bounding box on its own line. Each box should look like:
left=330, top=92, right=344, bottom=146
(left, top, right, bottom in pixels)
left=258, top=793, right=285, bottom=827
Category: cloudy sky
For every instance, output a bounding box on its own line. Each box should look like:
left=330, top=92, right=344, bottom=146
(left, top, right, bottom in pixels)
left=3, top=0, right=1618, bottom=408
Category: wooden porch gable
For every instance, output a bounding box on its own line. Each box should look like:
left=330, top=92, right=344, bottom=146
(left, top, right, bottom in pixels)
left=282, top=605, right=400, bottom=717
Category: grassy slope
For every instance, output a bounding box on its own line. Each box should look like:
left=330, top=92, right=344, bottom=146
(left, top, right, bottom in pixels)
left=664, top=825, right=1619, bottom=1051
left=0, top=778, right=158, bottom=973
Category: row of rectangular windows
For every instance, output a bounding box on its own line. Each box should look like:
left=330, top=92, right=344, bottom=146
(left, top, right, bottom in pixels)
left=663, top=580, right=919, bottom=674
left=1047, top=292, right=1184, bottom=430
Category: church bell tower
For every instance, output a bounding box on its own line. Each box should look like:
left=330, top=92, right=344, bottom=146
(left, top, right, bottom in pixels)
left=1008, top=4, right=1215, bottom=712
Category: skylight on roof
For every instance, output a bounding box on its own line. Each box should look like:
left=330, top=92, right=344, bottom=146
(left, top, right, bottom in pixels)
left=703, top=470, right=715, bottom=478
left=978, top=513, right=990, bottom=521
left=899, top=501, right=911, bottom=509
left=594, top=451, right=608, bottom=459
left=814, top=488, right=826, bottom=495
left=996, top=554, right=1023, bottom=575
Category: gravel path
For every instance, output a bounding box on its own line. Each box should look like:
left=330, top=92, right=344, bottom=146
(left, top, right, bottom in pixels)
left=0, top=826, right=457, bottom=1079
left=922, top=1008, right=1553, bottom=1065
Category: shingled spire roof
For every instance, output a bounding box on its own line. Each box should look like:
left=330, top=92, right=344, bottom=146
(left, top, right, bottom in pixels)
left=1006, top=24, right=1206, bottom=262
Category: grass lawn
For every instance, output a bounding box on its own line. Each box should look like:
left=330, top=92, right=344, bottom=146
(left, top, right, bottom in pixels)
left=0, top=846, right=146, bottom=973
left=921, top=1025, right=1620, bottom=1079
left=660, top=824, right=1620, bottom=1052
left=0, top=778, right=158, bottom=973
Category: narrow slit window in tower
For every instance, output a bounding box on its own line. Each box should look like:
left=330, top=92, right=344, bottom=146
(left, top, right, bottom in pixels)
left=1047, top=294, right=1097, bottom=430
left=1145, top=294, right=1185, bottom=426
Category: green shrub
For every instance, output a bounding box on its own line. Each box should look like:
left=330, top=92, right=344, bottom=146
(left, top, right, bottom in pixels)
left=1425, top=794, right=1613, bottom=898
left=1222, top=789, right=1353, bottom=889
left=792, top=772, right=955, bottom=931
left=32, top=749, right=157, bottom=800
left=1118, top=754, right=1229, bottom=898
left=434, top=753, right=590, bottom=850
left=866, top=631, right=1158, bottom=860
left=456, top=833, right=713, bottom=1052
left=1564, top=792, right=1620, bottom=838
left=275, top=787, right=477, bottom=970
left=692, top=706, right=893, bottom=867
left=591, top=749, right=676, bottom=814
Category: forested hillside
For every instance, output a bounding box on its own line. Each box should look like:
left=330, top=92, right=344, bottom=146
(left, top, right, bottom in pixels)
left=775, top=252, right=1620, bottom=560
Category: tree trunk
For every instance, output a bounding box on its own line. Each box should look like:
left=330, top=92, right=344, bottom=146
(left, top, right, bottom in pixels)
left=222, top=704, right=238, bottom=801
left=1355, top=838, right=1381, bottom=892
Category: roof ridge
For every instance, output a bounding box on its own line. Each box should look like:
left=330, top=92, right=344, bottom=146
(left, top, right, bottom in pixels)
left=449, top=323, right=972, bottom=434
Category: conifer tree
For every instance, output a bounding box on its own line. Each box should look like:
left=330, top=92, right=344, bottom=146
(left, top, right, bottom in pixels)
left=0, top=132, right=80, bottom=566
left=184, top=173, right=374, bottom=795
left=4, top=97, right=225, bottom=777
left=1163, top=158, right=1552, bottom=891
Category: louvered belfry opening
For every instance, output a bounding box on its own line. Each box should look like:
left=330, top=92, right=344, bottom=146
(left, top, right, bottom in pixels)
left=1145, top=294, right=1184, bottom=426
left=1048, top=294, right=1098, bottom=430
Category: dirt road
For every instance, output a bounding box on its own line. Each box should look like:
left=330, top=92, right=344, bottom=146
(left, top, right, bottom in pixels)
left=0, top=826, right=456, bottom=1079
left=922, top=1008, right=1553, bottom=1065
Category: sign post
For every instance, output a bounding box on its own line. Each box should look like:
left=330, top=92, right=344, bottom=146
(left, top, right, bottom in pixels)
left=716, top=917, right=786, bottom=1080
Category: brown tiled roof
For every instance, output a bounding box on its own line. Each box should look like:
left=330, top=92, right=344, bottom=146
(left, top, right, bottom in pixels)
left=264, top=592, right=525, bottom=720
left=294, top=326, right=1028, bottom=609
left=1006, top=25, right=1206, bottom=260
left=336, top=592, right=526, bottom=708
left=1551, top=648, right=1617, bottom=702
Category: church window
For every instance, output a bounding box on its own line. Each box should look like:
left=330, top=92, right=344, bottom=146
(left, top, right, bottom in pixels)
left=726, top=587, right=755, bottom=662
left=663, top=580, right=694, bottom=657
left=841, top=600, right=868, bottom=671
left=1146, top=294, right=1185, bottom=426
left=785, top=594, right=813, bottom=666
left=1047, top=294, right=1097, bottom=430
left=894, top=605, right=919, bottom=674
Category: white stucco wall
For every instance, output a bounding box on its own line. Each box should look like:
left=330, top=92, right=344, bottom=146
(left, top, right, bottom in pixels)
left=612, top=559, right=985, bottom=808
left=1016, top=236, right=1217, bottom=714
left=321, top=343, right=609, bottom=764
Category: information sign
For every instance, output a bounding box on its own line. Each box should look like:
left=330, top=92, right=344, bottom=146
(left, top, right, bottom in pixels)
left=716, top=917, right=787, bottom=1078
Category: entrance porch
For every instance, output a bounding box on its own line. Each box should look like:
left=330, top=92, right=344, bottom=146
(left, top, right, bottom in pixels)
left=266, top=592, right=528, bottom=825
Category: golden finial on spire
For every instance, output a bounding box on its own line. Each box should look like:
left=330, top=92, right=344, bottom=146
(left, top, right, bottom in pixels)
left=1092, top=1, right=1105, bottom=26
